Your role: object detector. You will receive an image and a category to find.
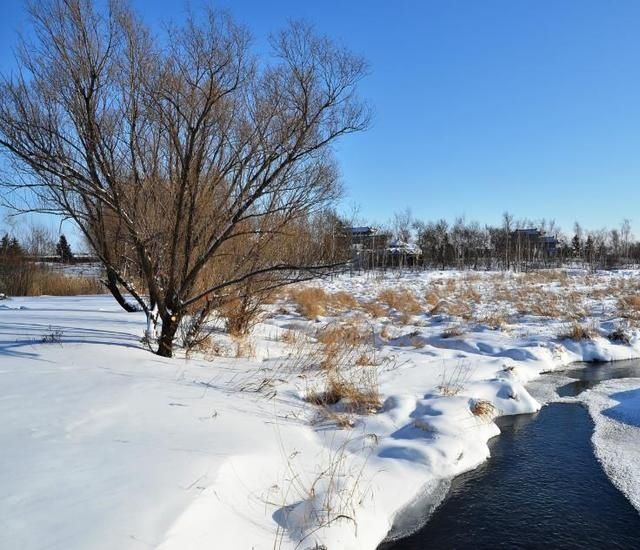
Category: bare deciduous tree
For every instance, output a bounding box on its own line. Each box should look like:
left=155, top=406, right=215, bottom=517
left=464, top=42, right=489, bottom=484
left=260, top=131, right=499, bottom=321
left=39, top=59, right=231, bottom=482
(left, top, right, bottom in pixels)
left=0, top=0, right=370, bottom=356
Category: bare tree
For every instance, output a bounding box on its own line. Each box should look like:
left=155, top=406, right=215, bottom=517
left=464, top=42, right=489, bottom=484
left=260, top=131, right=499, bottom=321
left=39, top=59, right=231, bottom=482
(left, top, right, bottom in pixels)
left=0, top=0, right=370, bottom=356
left=392, top=207, right=413, bottom=243
left=621, top=218, right=632, bottom=261
left=502, top=211, right=514, bottom=270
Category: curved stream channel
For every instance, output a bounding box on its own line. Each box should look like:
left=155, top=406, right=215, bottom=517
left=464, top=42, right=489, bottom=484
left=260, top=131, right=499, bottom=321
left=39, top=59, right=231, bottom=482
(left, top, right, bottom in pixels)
left=379, top=360, right=640, bottom=549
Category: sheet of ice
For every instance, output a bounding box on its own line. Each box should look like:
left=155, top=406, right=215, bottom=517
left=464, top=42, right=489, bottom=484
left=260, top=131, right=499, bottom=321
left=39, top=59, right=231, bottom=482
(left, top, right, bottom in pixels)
left=580, top=378, right=640, bottom=512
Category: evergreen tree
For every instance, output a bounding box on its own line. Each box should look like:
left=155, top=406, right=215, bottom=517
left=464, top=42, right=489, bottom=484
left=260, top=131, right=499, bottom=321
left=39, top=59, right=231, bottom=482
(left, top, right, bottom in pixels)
left=571, top=234, right=582, bottom=258
left=0, top=234, right=9, bottom=256
left=8, top=237, right=23, bottom=257
left=585, top=235, right=594, bottom=265
left=56, top=235, right=74, bottom=263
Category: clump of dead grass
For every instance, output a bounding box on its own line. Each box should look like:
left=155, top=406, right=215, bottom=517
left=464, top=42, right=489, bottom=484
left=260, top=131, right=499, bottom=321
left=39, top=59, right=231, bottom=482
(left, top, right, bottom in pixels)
left=290, top=287, right=329, bottom=319
left=438, top=361, right=471, bottom=395
left=441, top=323, right=465, bottom=339
left=477, top=311, right=508, bottom=330
left=289, top=287, right=359, bottom=320
left=305, top=372, right=381, bottom=415
left=560, top=320, right=600, bottom=341
left=359, top=299, right=387, bottom=318
left=471, top=399, right=497, bottom=421
left=377, top=288, right=422, bottom=318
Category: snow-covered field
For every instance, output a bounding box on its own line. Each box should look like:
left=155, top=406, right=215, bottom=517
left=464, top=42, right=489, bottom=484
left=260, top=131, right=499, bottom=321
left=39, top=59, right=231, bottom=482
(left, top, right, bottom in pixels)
left=1, top=269, right=640, bottom=550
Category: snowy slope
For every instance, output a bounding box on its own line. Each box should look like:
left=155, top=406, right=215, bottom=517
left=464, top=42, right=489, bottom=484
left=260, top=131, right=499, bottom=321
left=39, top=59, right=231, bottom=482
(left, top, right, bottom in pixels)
left=2, top=270, right=640, bottom=549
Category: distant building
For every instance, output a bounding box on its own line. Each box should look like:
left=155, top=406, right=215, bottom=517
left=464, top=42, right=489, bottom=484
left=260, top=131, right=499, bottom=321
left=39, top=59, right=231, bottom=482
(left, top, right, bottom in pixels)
left=512, top=228, right=558, bottom=259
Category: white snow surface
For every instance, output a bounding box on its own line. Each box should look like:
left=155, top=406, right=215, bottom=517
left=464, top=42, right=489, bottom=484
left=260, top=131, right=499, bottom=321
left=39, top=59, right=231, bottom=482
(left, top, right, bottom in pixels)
left=2, top=269, right=640, bottom=549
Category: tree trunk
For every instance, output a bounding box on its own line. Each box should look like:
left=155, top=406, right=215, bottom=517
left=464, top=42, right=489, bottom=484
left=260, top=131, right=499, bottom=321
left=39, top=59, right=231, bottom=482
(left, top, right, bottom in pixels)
left=157, top=314, right=180, bottom=357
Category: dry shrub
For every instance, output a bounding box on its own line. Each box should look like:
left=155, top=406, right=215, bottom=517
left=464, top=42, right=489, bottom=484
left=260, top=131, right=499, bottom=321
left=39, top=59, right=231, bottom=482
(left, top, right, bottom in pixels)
left=360, top=299, right=387, bottom=318
left=328, top=291, right=358, bottom=311
left=290, top=287, right=328, bottom=319
left=377, top=288, right=422, bottom=317
left=219, top=292, right=268, bottom=337
left=471, top=399, right=497, bottom=421
left=425, top=290, right=440, bottom=308
left=561, top=320, right=599, bottom=341
left=619, top=295, right=640, bottom=316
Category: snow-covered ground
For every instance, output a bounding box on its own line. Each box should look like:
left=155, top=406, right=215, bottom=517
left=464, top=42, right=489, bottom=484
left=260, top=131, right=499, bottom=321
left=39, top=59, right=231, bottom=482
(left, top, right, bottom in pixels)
left=1, top=269, right=640, bottom=549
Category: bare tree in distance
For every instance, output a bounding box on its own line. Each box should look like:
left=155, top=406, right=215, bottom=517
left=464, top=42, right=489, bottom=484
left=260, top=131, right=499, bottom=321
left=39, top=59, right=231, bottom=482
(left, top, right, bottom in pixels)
left=0, top=0, right=370, bottom=356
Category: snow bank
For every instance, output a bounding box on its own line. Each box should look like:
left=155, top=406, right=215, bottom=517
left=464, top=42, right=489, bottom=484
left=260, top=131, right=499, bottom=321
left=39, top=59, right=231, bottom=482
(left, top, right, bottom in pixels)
left=2, top=269, right=640, bottom=549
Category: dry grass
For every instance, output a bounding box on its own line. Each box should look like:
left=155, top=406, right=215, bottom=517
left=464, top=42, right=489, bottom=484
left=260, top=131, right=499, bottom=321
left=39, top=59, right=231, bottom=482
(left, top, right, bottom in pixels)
left=425, top=290, right=440, bottom=309
left=328, top=291, right=358, bottom=311
left=441, top=323, right=465, bottom=339
left=438, top=361, right=471, bottom=395
left=477, top=311, right=508, bottom=330
left=471, top=399, right=497, bottom=421
left=306, top=373, right=381, bottom=415
left=521, top=270, right=569, bottom=286
left=233, top=335, right=256, bottom=358
left=619, top=295, right=640, bottom=319
left=290, top=287, right=329, bottom=319
left=316, top=322, right=366, bottom=348
left=279, top=328, right=304, bottom=345
left=29, top=271, right=104, bottom=296
left=560, top=320, right=600, bottom=341
left=359, top=299, right=387, bottom=318
left=289, top=287, right=359, bottom=319
left=316, top=321, right=371, bottom=371
left=219, top=295, right=266, bottom=337
left=377, top=288, right=422, bottom=317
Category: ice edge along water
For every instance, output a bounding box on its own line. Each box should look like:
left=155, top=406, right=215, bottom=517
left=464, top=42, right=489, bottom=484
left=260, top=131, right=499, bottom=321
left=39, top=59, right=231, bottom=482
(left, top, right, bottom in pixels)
left=1, top=270, right=640, bottom=550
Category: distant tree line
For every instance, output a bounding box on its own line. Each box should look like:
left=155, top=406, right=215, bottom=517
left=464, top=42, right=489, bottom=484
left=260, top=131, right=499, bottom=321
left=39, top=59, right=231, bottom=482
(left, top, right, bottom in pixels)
left=335, top=212, right=640, bottom=272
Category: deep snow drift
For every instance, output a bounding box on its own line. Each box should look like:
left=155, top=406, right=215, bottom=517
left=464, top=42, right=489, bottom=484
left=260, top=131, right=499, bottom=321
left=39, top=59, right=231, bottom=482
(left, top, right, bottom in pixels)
left=1, top=269, right=640, bottom=549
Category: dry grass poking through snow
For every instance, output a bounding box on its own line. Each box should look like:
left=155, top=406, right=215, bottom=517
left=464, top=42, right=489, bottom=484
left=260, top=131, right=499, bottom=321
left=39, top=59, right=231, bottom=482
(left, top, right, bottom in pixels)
left=471, top=399, right=497, bottom=421
left=302, top=320, right=383, bottom=424
left=560, top=320, right=600, bottom=341
left=376, top=288, right=422, bottom=322
left=289, top=288, right=359, bottom=319
left=289, top=287, right=329, bottom=318
left=28, top=271, right=104, bottom=296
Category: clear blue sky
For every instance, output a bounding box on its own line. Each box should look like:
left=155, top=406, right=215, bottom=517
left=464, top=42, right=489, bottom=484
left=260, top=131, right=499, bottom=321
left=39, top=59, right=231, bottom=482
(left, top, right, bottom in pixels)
left=2, top=0, right=640, bottom=237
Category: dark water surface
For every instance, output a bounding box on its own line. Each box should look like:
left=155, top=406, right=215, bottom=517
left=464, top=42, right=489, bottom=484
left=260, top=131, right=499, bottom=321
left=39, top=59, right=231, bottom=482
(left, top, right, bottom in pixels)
left=380, top=398, right=640, bottom=549
left=557, top=359, right=640, bottom=397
